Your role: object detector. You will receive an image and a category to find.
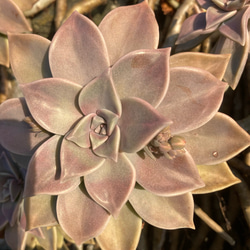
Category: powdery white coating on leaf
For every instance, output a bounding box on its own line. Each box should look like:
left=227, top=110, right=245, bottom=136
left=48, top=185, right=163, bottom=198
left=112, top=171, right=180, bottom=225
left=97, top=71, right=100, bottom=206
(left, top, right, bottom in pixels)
left=96, top=203, right=142, bottom=250
left=57, top=183, right=111, bottom=245
left=8, top=33, right=52, bottom=84
left=49, top=11, right=109, bottom=86
left=85, top=153, right=136, bottom=217
left=99, top=1, right=159, bottom=65
left=129, top=186, right=195, bottom=230
left=180, top=112, right=250, bottom=165
left=127, top=151, right=204, bottom=197
left=0, top=0, right=32, bottom=34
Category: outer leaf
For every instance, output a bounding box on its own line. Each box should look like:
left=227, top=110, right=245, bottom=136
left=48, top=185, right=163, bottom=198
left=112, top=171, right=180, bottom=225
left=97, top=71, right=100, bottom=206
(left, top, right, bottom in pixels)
left=79, top=69, right=121, bottom=116
left=169, top=52, right=231, bottom=80
left=219, top=6, right=250, bottom=46
left=213, top=33, right=249, bottom=89
left=85, top=153, right=136, bottom=217
left=96, top=203, right=142, bottom=250
left=60, top=138, right=105, bottom=180
left=192, top=162, right=241, bottom=194
left=111, top=48, right=170, bottom=108
left=0, top=98, right=50, bottom=155
left=119, top=97, right=171, bottom=153
left=49, top=11, right=109, bottom=86
left=157, top=67, right=227, bottom=134
left=129, top=185, right=195, bottom=229
left=24, top=194, right=58, bottom=230
left=127, top=151, right=204, bottom=196
left=20, top=78, right=82, bottom=135
left=99, top=1, right=159, bottom=65
left=9, top=33, right=52, bottom=84
left=0, top=0, right=32, bottom=34
left=180, top=112, right=250, bottom=165
left=57, top=183, right=110, bottom=245
left=0, top=35, right=9, bottom=67
left=24, top=135, right=81, bottom=197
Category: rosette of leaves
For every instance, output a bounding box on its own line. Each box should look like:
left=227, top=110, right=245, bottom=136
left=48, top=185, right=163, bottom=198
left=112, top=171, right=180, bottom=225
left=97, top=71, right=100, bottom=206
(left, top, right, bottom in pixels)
left=176, top=0, right=250, bottom=89
left=0, top=1, right=249, bottom=249
left=0, top=0, right=35, bottom=67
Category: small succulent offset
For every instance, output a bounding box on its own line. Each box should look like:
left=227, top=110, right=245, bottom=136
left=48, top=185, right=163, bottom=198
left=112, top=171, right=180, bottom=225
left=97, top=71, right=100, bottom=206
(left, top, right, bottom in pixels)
left=176, top=0, right=250, bottom=89
left=0, top=1, right=249, bottom=249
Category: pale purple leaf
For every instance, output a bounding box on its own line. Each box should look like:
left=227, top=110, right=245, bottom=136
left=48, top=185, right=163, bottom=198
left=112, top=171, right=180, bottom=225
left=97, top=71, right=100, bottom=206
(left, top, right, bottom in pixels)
left=157, top=67, right=227, bottom=134
left=129, top=186, right=195, bottom=229
left=111, top=48, right=171, bottom=108
left=24, top=135, right=81, bottom=197
left=96, top=203, right=142, bottom=250
left=0, top=0, right=32, bottom=34
left=20, top=78, right=83, bottom=135
left=0, top=98, right=51, bottom=155
left=127, top=151, right=204, bottom=196
left=60, top=138, right=105, bottom=180
left=49, top=11, right=109, bottom=86
left=170, top=52, right=230, bottom=80
left=99, top=1, right=159, bottom=65
left=9, top=33, right=51, bottom=84
left=12, top=0, right=38, bottom=11
left=79, top=69, right=121, bottom=116
left=57, top=183, right=110, bottom=245
left=24, top=194, right=58, bottom=230
left=179, top=112, right=250, bottom=165
left=119, top=97, right=171, bottom=153
left=219, top=6, right=250, bottom=46
left=85, top=153, right=136, bottom=217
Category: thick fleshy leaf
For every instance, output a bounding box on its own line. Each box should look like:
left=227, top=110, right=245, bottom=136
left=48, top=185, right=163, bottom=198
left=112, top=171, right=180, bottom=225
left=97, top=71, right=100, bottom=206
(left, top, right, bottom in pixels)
left=85, top=153, right=136, bottom=217
left=93, top=126, right=120, bottom=161
left=206, top=6, right=237, bottom=29
left=24, top=135, right=81, bottom=197
left=66, top=114, right=94, bottom=148
left=176, top=13, right=218, bottom=50
left=127, top=151, right=204, bottom=196
left=119, top=97, right=171, bottom=153
left=197, top=0, right=213, bottom=9
left=24, top=194, right=58, bottom=230
left=129, top=185, right=195, bottom=229
left=12, top=0, right=38, bottom=11
left=0, top=35, right=9, bottom=67
left=0, top=0, right=31, bottom=34
left=179, top=112, right=250, bottom=165
left=157, top=67, right=227, bottom=134
left=20, top=78, right=82, bottom=135
left=219, top=6, right=250, bottom=46
left=99, top=1, right=159, bottom=65
left=60, top=138, right=105, bottom=180
left=57, top=183, right=110, bottom=245
left=49, top=11, right=109, bottom=86
left=79, top=69, right=121, bottom=116
left=192, top=162, right=241, bottom=194
left=0, top=98, right=51, bottom=155
left=111, top=48, right=170, bottom=108
left=170, top=52, right=230, bottom=80
left=96, top=203, right=142, bottom=250
left=213, top=32, right=249, bottom=89
left=9, top=33, right=51, bottom=84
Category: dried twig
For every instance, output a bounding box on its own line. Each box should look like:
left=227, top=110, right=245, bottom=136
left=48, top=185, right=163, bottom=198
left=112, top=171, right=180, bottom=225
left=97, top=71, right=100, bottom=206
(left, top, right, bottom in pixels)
left=24, top=0, right=56, bottom=17
left=64, top=0, right=107, bottom=22
left=55, top=0, right=67, bottom=29
left=194, top=204, right=235, bottom=246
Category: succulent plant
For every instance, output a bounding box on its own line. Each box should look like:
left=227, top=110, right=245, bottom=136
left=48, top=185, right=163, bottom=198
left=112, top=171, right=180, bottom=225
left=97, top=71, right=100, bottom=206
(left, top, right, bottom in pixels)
left=0, top=1, right=249, bottom=249
left=176, top=0, right=250, bottom=89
